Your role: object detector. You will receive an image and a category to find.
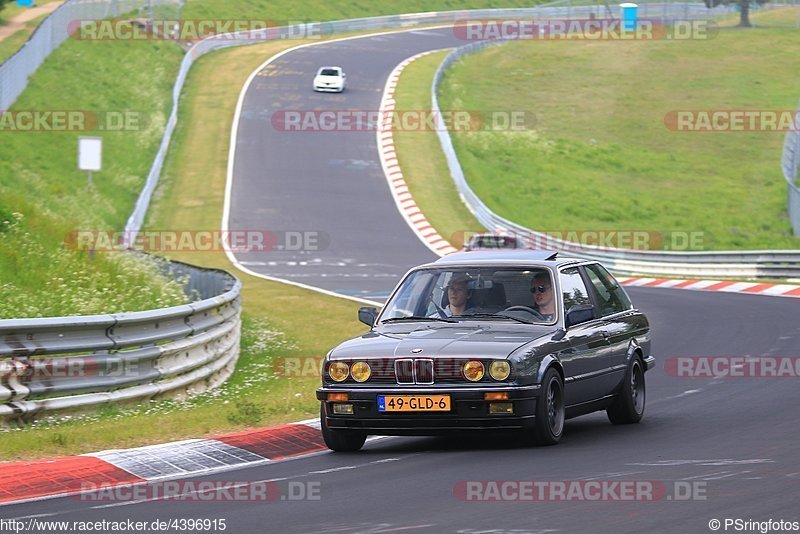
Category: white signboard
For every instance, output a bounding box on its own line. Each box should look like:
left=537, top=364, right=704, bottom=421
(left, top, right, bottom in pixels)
left=78, top=136, right=102, bottom=171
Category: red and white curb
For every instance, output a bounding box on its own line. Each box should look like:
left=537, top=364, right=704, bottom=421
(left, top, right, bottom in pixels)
left=377, top=49, right=459, bottom=258
left=0, top=420, right=327, bottom=505
left=617, top=277, right=800, bottom=298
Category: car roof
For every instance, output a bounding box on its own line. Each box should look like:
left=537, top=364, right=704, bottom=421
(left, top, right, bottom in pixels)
left=428, top=250, right=588, bottom=268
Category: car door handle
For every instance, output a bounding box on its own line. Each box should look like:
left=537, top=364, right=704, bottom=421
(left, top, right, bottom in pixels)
left=600, top=330, right=610, bottom=341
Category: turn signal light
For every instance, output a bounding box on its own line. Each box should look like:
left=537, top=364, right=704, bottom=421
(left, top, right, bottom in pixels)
left=328, top=392, right=349, bottom=402
left=463, top=360, right=485, bottom=382
left=484, top=392, right=509, bottom=401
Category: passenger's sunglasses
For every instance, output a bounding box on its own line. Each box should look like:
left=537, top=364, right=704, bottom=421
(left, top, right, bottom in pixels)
left=530, top=285, right=550, bottom=294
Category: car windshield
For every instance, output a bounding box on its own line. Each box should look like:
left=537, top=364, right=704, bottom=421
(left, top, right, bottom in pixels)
left=320, top=69, right=340, bottom=76
left=379, top=267, right=557, bottom=325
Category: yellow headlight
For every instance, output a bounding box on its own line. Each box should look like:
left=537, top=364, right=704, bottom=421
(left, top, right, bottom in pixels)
left=328, top=361, right=349, bottom=382
left=489, top=361, right=511, bottom=381
left=463, top=360, right=485, bottom=382
left=350, top=361, right=371, bottom=382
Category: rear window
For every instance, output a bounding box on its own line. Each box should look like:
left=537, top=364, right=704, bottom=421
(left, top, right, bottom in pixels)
left=470, top=235, right=519, bottom=249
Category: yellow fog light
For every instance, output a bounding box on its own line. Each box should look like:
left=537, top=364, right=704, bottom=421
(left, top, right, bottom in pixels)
left=489, top=402, right=514, bottom=414
left=489, top=361, right=511, bottom=381
left=463, top=360, right=485, bottom=382
left=328, top=361, right=349, bottom=382
left=350, top=361, right=371, bottom=383
left=332, top=403, right=354, bottom=415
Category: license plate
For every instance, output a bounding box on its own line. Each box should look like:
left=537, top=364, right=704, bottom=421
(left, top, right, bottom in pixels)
left=378, top=395, right=451, bottom=412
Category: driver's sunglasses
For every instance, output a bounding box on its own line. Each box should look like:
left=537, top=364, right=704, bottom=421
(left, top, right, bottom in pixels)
left=530, top=285, right=550, bottom=294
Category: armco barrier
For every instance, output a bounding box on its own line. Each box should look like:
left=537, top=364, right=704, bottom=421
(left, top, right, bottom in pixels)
left=0, top=260, right=241, bottom=425
left=431, top=40, right=800, bottom=279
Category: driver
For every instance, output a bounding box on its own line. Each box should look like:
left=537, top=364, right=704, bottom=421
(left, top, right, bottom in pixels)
left=530, top=272, right=556, bottom=321
left=436, top=274, right=476, bottom=317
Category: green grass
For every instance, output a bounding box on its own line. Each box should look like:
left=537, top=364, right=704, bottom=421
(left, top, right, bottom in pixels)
left=181, top=0, right=540, bottom=21
left=393, top=50, right=486, bottom=247
left=436, top=7, right=800, bottom=250
left=0, top=36, right=189, bottom=318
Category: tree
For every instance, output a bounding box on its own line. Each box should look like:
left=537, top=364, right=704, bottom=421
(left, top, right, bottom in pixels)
left=704, top=0, right=770, bottom=28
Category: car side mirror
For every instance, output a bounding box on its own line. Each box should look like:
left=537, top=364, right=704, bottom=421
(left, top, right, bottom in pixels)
left=358, top=306, right=378, bottom=327
left=565, top=304, right=594, bottom=328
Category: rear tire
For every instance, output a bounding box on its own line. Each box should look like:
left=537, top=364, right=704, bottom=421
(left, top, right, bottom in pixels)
left=320, top=403, right=367, bottom=452
left=531, top=367, right=565, bottom=446
left=607, top=357, right=646, bottom=424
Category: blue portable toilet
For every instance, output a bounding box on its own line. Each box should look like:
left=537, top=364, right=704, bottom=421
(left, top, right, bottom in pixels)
left=620, top=2, right=638, bottom=31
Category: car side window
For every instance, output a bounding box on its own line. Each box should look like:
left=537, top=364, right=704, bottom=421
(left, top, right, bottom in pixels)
left=585, top=264, right=632, bottom=315
left=559, top=267, right=591, bottom=311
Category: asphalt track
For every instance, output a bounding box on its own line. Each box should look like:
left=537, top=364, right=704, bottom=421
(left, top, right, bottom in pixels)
left=227, top=28, right=468, bottom=301
left=5, top=28, right=799, bottom=534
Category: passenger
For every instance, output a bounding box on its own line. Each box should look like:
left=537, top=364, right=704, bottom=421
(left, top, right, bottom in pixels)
left=530, top=272, right=556, bottom=321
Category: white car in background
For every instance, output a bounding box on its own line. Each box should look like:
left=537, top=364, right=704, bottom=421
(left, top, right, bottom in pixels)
left=313, top=66, right=346, bottom=93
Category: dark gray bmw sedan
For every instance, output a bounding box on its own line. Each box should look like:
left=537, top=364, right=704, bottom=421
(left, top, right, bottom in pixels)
left=317, top=251, right=655, bottom=451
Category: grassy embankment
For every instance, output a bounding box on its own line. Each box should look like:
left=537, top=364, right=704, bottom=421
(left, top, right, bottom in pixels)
left=433, top=8, right=800, bottom=250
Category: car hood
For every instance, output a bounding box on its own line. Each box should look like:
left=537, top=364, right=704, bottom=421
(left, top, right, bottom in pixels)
left=330, top=323, right=556, bottom=360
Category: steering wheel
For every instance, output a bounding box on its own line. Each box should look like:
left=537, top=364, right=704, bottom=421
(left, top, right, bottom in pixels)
left=502, top=306, right=545, bottom=321
left=430, top=296, right=448, bottom=318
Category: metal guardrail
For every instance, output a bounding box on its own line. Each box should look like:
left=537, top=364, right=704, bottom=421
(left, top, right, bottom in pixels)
left=782, top=109, right=800, bottom=235
left=0, top=260, right=241, bottom=424
left=122, top=1, right=735, bottom=242
left=431, top=40, right=800, bottom=279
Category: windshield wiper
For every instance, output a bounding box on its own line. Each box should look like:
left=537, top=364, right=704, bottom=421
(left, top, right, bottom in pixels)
left=451, top=313, right=534, bottom=325
left=381, top=316, right=457, bottom=324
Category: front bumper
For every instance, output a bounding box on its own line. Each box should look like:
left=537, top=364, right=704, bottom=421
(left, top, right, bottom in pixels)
left=313, top=84, right=343, bottom=92
left=643, top=355, right=656, bottom=371
left=317, top=385, right=540, bottom=435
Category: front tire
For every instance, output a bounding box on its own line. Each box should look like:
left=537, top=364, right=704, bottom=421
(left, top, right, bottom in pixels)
left=320, top=403, right=366, bottom=452
left=532, top=367, right=565, bottom=445
left=607, top=356, right=646, bottom=424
